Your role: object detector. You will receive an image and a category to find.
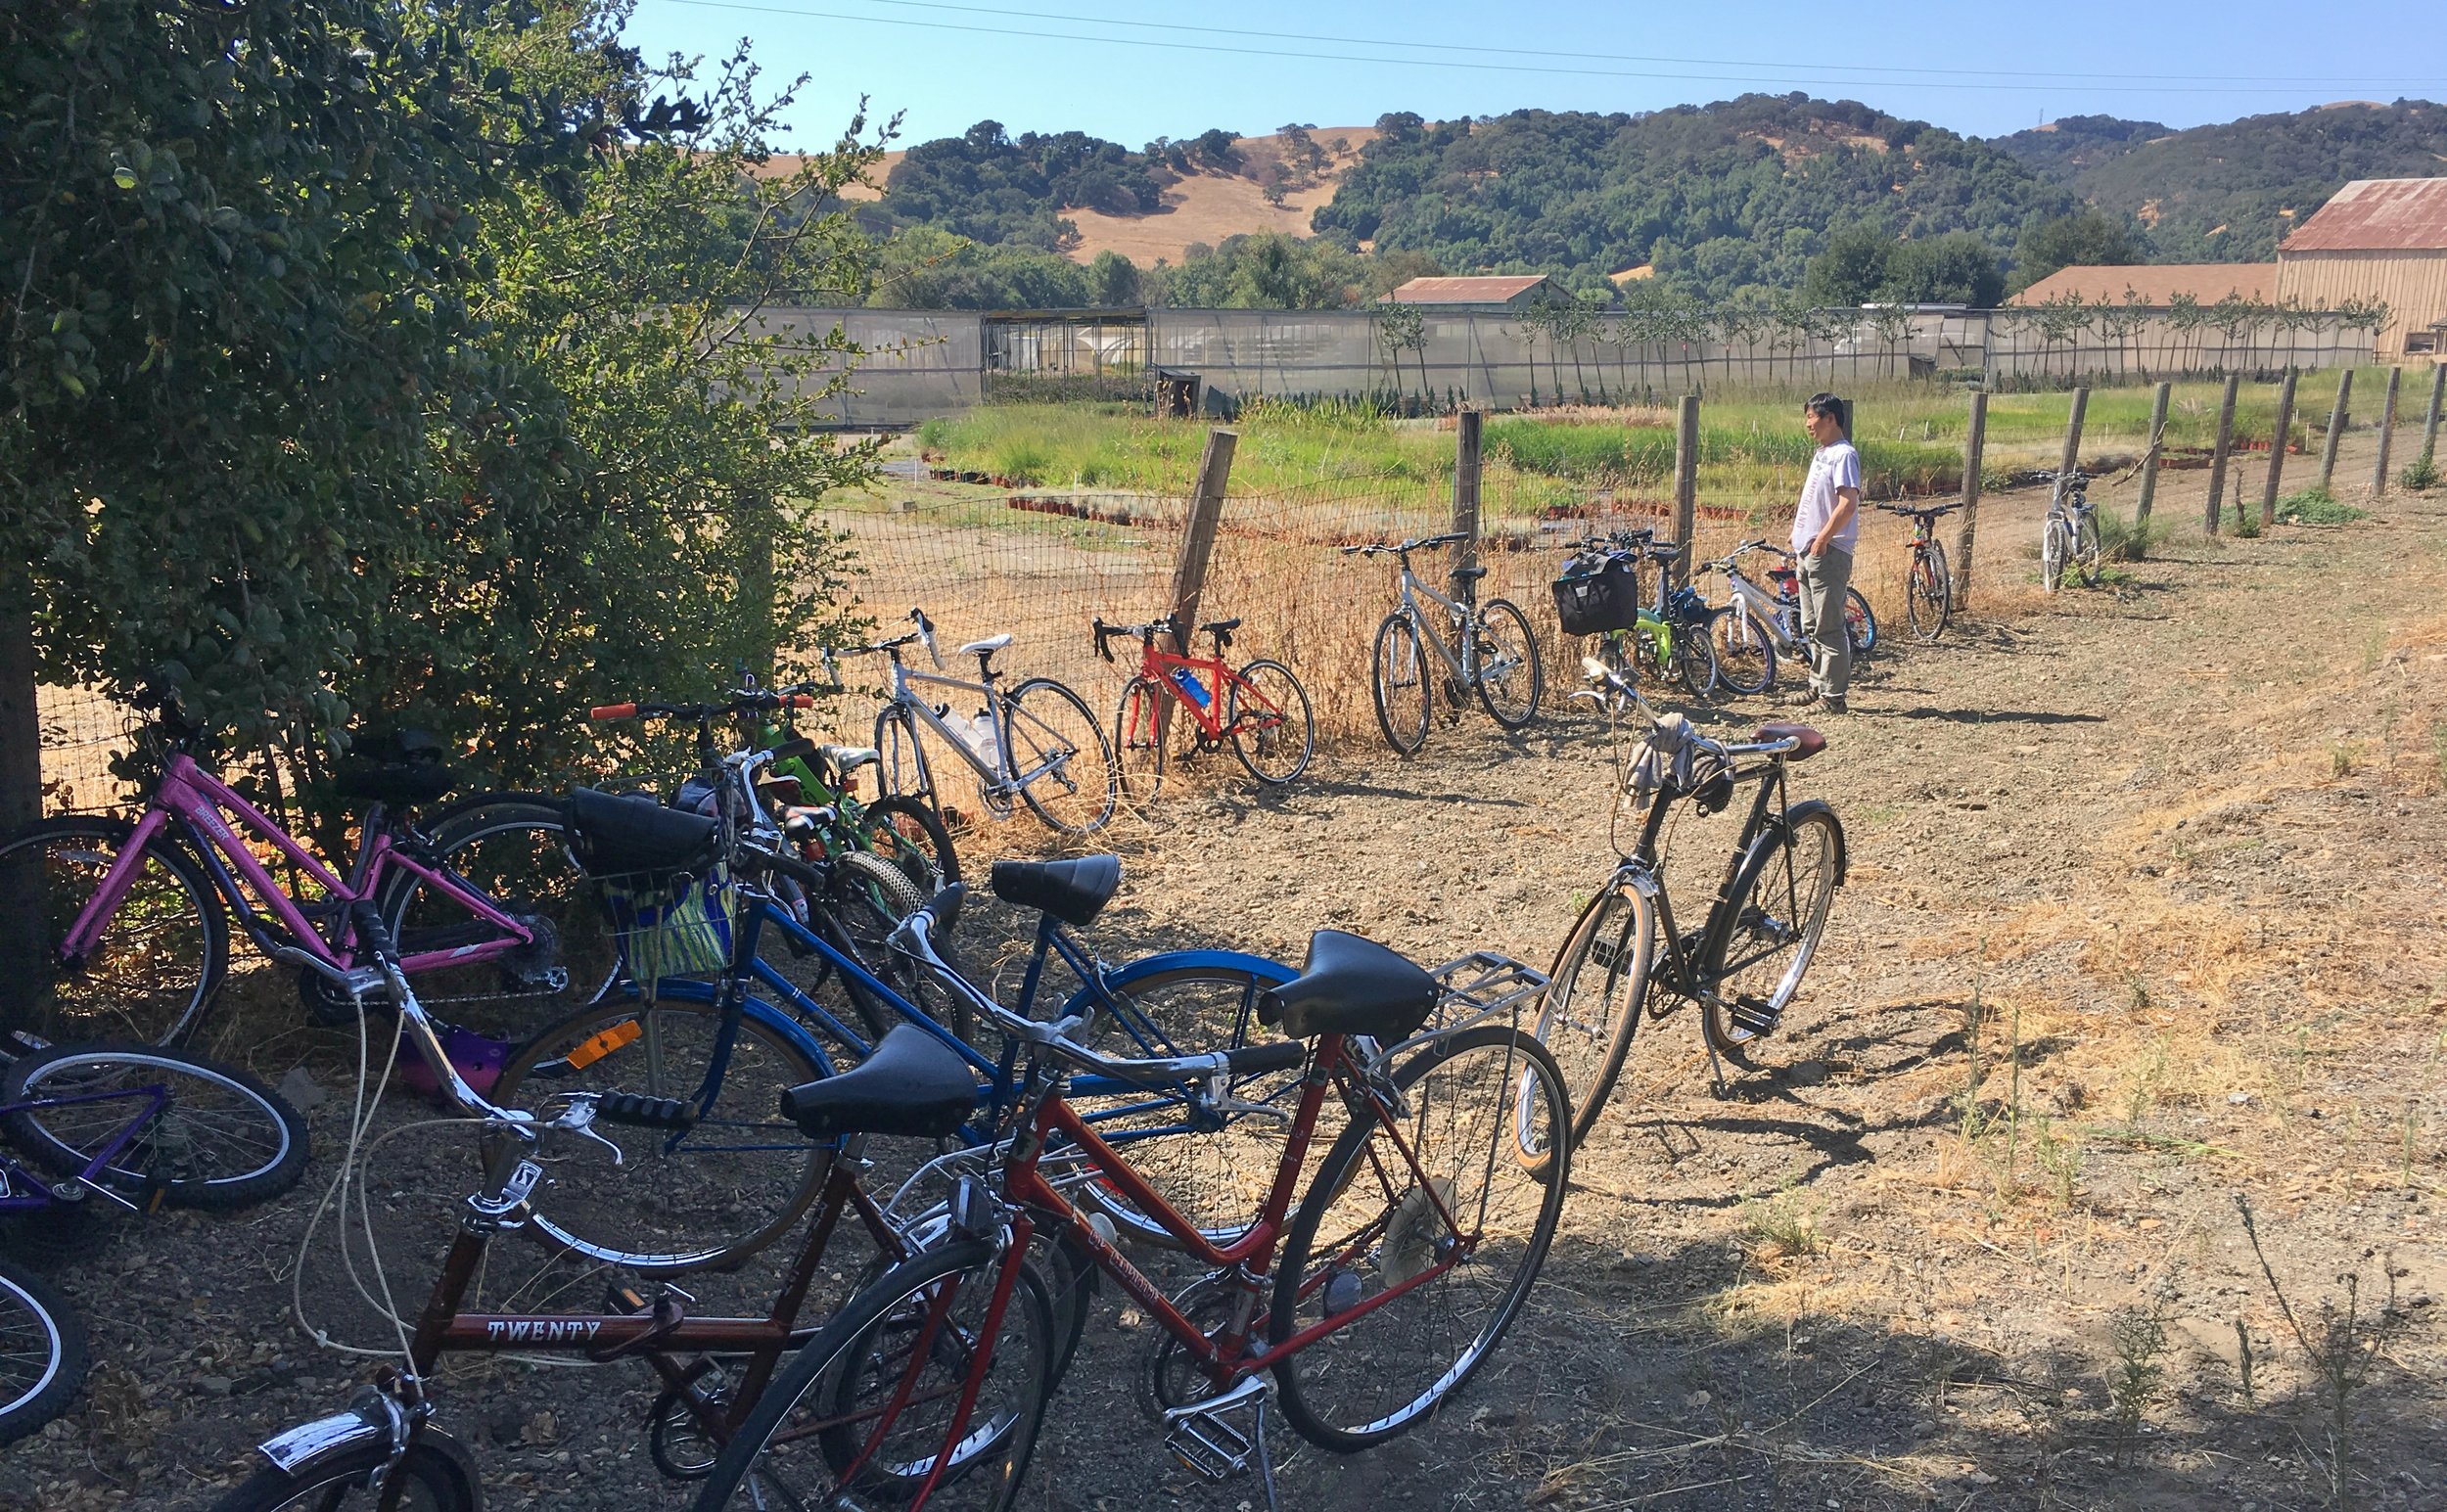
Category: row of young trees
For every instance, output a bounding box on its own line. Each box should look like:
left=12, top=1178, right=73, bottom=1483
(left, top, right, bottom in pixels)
left=1, top=0, right=884, bottom=831
left=1368, top=290, right=2390, bottom=406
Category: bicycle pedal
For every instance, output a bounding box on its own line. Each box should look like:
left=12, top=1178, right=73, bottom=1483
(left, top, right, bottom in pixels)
left=1162, top=1376, right=1269, bottom=1482
left=607, top=1284, right=651, bottom=1315
left=1728, top=995, right=1781, bottom=1038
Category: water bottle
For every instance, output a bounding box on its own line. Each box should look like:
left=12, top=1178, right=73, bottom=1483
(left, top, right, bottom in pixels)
left=970, top=708, right=1001, bottom=769
left=1170, top=667, right=1211, bottom=709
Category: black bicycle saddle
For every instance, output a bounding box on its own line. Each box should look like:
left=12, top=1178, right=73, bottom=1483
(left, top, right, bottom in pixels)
left=779, top=1025, right=976, bottom=1140
left=1260, top=930, right=1439, bottom=1041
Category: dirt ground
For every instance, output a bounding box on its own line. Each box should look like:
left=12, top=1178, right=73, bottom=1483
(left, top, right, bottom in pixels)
left=6, top=433, right=2446, bottom=1511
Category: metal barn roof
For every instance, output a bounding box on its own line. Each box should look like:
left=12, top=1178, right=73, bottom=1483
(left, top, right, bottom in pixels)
left=2282, top=178, right=2447, bottom=253
left=1385, top=275, right=1556, bottom=304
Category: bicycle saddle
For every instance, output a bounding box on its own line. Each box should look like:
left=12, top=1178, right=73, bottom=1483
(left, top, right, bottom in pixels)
left=564, top=788, right=719, bottom=878
left=1259, top=930, right=1438, bottom=1042
left=1199, top=618, right=1242, bottom=634
left=990, top=854, right=1121, bottom=928
left=959, top=633, right=1014, bottom=657
left=336, top=728, right=458, bottom=808
left=1752, top=722, right=1826, bottom=761
left=818, top=743, right=879, bottom=777
left=779, top=1025, right=975, bottom=1140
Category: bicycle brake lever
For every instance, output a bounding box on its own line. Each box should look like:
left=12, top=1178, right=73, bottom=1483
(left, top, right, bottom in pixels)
left=550, top=1096, right=627, bottom=1168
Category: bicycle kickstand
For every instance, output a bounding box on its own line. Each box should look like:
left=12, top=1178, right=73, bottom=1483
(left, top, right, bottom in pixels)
left=1701, top=1028, right=1732, bottom=1101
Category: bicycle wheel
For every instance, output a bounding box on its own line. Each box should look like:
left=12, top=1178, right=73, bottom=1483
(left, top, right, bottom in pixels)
left=1271, top=1026, right=1570, bottom=1450
left=1700, top=801, right=1844, bottom=1066
left=490, top=991, right=832, bottom=1271
left=1841, top=588, right=1876, bottom=660
left=1671, top=619, right=1720, bottom=699
left=1530, top=880, right=1656, bottom=1165
left=2040, top=516, right=2067, bottom=592
left=692, top=1239, right=1052, bottom=1512
left=2074, top=512, right=2103, bottom=586
left=1, top=1043, right=306, bottom=1211
left=0, top=815, right=226, bottom=1046
left=1906, top=547, right=1951, bottom=643
left=1472, top=598, right=1545, bottom=729
left=1710, top=606, right=1777, bottom=696
left=873, top=706, right=936, bottom=809
left=1227, top=659, right=1315, bottom=785
left=382, top=798, right=623, bottom=1043
left=1112, top=675, right=1170, bottom=802
left=1066, top=963, right=1306, bottom=1250
left=1370, top=611, right=1432, bottom=756
left=856, top=795, right=961, bottom=892
left=1005, top=677, right=1116, bottom=836
left=209, top=1436, right=479, bottom=1512
left=0, top=1260, right=83, bottom=1449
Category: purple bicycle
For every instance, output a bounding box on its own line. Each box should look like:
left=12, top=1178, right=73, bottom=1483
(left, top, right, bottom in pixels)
left=0, top=689, right=607, bottom=1055
left=0, top=1033, right=307, bottom=1444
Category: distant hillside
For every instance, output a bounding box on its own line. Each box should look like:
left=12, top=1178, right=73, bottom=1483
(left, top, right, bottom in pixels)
left=1062, top=128, right=1374, bottom=266
left=1995, top=100, right=2447, bottom=261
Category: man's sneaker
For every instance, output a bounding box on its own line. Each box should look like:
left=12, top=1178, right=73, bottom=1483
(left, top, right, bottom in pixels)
left=1821, top=696, right=1850, bottom=716
left=1778, top=687, right=1825, bottom=709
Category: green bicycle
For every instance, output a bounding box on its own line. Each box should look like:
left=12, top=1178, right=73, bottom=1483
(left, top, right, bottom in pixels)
left=1552, top=527, right=1719, bottom=700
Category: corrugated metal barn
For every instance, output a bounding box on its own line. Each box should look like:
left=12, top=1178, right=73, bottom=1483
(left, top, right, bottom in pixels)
left=2278, top=177, right=2447, bottom=361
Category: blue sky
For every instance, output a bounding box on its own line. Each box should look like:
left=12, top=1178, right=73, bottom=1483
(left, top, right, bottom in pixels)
left=623, top=0, right=2447, bottom=152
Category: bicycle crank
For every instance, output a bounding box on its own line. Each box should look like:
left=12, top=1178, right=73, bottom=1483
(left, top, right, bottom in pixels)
left=1160, top=1375, right=1279, bottom=1510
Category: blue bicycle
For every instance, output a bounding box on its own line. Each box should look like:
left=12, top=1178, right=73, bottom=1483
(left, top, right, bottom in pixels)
left=481, top=751, right=1294, bottom=1274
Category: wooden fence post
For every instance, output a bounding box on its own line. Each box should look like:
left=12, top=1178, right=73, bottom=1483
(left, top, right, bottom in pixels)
left=1159, top=428, right=1237, bottom=746
left=2131, top=381, right=2170, bottom=557
left=1672, top=394, right=1699, bottom=585
left=1451, top=408, right=1483, bottom=592
left=2318, top=368, right=2353, bottom=491
left=2058, top=386, right=2090, bottom=477
left=2203, top=373, right=2239, bottom=533
left=0, top=561, right=42, bottom=1031
left=2422, top=362, right=2446, bottom=466
left=2260, top=368, right=2297, bottom=530
left=1954, top=389, right=1987, bottom=605
left=2371, top=366, right=2401, bottom=496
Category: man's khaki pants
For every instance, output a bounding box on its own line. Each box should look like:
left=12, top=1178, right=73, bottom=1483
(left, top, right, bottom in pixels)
left=1797, top=546, right=1853, bottom=700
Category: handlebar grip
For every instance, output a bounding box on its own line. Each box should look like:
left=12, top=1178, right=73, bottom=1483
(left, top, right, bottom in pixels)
left=1223, top=1040, right=1308, bottom=1077
left=595, top=1093, right=700, bottom=1131
left=779, top=694, right=813, bottom=710
left=770, top=736, right=817, bottom=762
left=590, top=704, right=637, bottom=721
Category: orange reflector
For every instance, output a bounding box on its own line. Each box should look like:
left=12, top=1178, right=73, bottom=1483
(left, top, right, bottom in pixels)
left=566, top=1019, right=643, bottom=1071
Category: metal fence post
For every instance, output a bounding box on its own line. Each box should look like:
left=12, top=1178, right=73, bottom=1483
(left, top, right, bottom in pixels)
left=1955, top=389, right=1987, bottom=604
left=2372, top=367, right=2401, bottom=496
left=2131, top=381, right=2170, bottom=557
left=2260, top=369, right=2297, bottom=530
left=2204, top=374, right=2239, bottom=533
left=2319, top=369, right=2353, bottom=491
left=1672, top=395, right=1699, bottom=585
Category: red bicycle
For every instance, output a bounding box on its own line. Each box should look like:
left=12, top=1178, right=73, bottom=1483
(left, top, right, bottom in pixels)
left=1093, top=612, right=1315, bottom=798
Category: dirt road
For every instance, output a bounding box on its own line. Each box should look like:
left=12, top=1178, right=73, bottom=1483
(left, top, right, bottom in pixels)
left=7, top=451, right=2445, bottom=1512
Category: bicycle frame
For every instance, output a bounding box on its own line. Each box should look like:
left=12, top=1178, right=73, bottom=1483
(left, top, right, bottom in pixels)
left=1608, top=751, right=1799, bottom=999
left=1393, top=567, right=1486, bottom=684
left=881, top=660, right=1071, bottom=803
left=1127, top=641, right=1282, bottom=746
left=0, top=1081, right=174, bottom=1214
left=58, top=752, right=533, bottom=979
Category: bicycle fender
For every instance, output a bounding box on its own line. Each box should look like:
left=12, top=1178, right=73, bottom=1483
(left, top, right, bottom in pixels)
left=611, top=977, right=843, bottom=1078
left=1078, top=949, right=1299, bottom=1002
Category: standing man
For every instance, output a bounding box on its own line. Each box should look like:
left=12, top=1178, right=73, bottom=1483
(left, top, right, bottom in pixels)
left=1785, top=392, right=1860, bottom=715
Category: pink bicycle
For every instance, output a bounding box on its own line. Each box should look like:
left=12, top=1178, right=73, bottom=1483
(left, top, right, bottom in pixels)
left=0, top=690, right=601, bottom=1052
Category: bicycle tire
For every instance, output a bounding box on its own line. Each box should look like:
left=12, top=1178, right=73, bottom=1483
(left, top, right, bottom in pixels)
left=2040, top=517, right=2067, bottom=592
left=1906, top=546, right=1951, bottom=643
left=1700, top=801, right=1845, bottom=1067
left=208, top=1433, right=481, bottom=1512
left=0, top=1260, right=83, bottom=1449
left=1672, top=619, right=1720, bottom=699
left=1227, top=659, right=1315, bottom=785
left=0, top=814, right=227, bottom=1046
left=1006, top=677, right=1117, bottom=836
left=1710, top=606, right=1777, bottom=696
left=872, top=705, right=938, bottom=814
left=490, top=990, right=831, bottom=1272
left=1, top=1042, right=306, bottom=1211
left=1112, top=675, right=1170, bottom=802
left=1270, top=1026, right=1570, bottom=1451
left=691, top=1238, right=1053, bottom=1512
left=1370, top=611, right=1432, bottom=756
left=1843, top=587, right=1877, bottom=659
left=1531, top=880, right=1656, bottom=1164
left=2074, top=512, right=2103, bottom=586
left=1472, top=598, right=1546, bottom=729
left=856, top=794, right=961, bottom=892
left=383, top=797, right=623, bottom=1041
left=836, top=849, right=947, bottom=1043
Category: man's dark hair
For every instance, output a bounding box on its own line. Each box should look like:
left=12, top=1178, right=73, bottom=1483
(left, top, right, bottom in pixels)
left=1804, top=391, right=1844, bottom=422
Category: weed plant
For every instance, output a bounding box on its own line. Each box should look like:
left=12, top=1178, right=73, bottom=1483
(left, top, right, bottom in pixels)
left=2276, top=486, right=2368, bottom=526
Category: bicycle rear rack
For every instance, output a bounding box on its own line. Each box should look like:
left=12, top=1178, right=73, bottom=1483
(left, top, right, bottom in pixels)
left=1369, top=950, right=1548, bottom=1069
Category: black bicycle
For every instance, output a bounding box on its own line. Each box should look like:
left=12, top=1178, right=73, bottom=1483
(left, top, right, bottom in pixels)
left=1530, top=657, right=1847, bottom=1154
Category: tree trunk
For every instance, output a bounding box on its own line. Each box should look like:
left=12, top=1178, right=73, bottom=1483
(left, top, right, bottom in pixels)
left=0, top=558, right=46, bottom=1031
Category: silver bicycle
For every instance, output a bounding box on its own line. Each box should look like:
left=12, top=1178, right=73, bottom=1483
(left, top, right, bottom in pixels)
left=851, top=609, right=1117, bottom=836
left=1697, top=540, right=1878, bottom=696
left=2036, top=469, right=2102, bottom=592
left=1345, top=532, right=1545, bottom=756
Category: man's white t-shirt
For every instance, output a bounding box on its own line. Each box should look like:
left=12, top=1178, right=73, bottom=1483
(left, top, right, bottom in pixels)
left=1792, top=440, right=1863, bottom=557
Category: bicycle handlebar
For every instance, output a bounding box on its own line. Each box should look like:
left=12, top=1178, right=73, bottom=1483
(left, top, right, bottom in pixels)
left=1091, top=613, right=1178, bottom=661
left=909, top=608, right=945, bottom=669
left=1341, top=530, right=1467, bottom=559
left=587, top=691, right=814, bottom=724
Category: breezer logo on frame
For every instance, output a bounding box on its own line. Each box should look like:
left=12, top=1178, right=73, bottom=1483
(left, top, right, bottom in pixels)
left=484, top=1319, right=604, bottom=1344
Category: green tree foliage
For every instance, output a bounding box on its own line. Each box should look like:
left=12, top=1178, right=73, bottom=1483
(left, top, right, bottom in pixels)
left=1886, top=233, right=2007, bottom=306
left=1150, top=234, right=1364, bottom=309
left=1088, top=250, right=1142, bottom=306
left=1314, top=96, right=2070, bottom=300
left=872, top=226, right=1092, bottom=309
left=1995, top=101, right=2447, bottom=262
left=2, top=0, right=881, bottom=797
left=1802, top=223, right=1896, bottom=306
left=2013, top=207, right=2147, bottom=291
left=879, top=119, right=1172, bottom=252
